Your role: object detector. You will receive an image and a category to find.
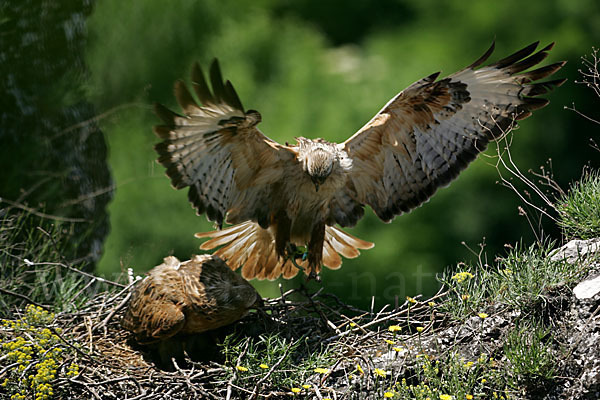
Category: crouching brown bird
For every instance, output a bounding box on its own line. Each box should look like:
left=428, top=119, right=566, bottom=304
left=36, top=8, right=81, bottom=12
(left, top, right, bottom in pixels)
left=121, top=254, right=261, bottom=344
left=154, top=42, right=565, bottom=280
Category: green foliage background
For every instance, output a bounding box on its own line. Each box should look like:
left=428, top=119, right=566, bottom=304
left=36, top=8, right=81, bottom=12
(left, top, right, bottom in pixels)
left=88, top=0, right=600, bottom=308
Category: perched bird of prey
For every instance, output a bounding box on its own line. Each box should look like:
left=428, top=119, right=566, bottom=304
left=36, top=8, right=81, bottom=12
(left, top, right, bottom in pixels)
left=154, top=42, right=565, bottom=281
left=121, top=255, right=261, bottom=344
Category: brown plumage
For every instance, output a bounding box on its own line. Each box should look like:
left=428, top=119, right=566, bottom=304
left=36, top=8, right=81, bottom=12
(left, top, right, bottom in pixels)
left=121, top=255, right=261, bottom=344
left=154, top=42, right=565, bottom=280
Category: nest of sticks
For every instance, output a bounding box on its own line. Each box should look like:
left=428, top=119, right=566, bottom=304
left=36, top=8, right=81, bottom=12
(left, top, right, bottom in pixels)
left=1, top=263, right=447, bottom=399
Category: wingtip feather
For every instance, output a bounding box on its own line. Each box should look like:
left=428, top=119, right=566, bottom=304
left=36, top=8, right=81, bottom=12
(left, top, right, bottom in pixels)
left=466, top=41, right=496, bottom=69
left=191, top=61, right=213, bottom=105
left=154, top=102, right=179, bottom=125
left=209, top=59, right=226, bottom=102
left=174, top=79, right=199, bottom=112
left=494, top=41, right=539, bottom=68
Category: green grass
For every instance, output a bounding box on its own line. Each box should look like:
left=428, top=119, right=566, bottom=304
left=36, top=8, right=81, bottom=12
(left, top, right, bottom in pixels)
left=383, top=331, right=559, bottom=400
left=219, top=331, right=335, bottom=394
left=503, top=320, right=557, bottom=385
left=381, top=236, right=592, bottom=399
left=557, top=169, right=600, bottom=240
left=0, top=209, right=100, bottom=316
left=375, top=240, right=581, bottom=399
left=389, top=352, right=509, bottom=400
left=438, top=240, right=584, bottom=321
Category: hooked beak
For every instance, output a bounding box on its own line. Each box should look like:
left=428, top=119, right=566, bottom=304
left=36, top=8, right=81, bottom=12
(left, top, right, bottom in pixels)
left=314, top=182, right=320, bottom=192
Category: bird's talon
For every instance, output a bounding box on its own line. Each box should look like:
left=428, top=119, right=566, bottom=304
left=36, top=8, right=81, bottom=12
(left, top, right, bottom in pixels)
left=306, top=268, right=321, bottom=282
left=289, top=257, right=305, bottom=271
left=285, top=243, right=309, bottom=271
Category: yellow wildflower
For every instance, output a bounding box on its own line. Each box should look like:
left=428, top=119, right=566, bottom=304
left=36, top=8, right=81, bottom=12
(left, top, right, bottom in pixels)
left=356, top=364, right=364, bottom=375
left=374, top=368, right=387, bottom=377
left=466, top=396, right=473, bottom=400
left=406, top=296, right=417, bottom=304
left=384, top=339, right=396, bottom=345
left=452, top=271, right=474, bottom=282
left=439, top=395, right=453, bottom=400
left=462, top=294, right=470, bottom=300
left=388, top=325, right=402, bottom=332
left=478, top=313, right=489, bottom=319
left=291, top=387, right=301, bottom=394
left=67, top=363, right=79, bottom=376
left=314, top=367, right=329, bottom=374
left=416, top=327, right=424, bottom=333
left=259, top=363, right=268, bottom=369
left=392, top=347, right=403, bottom=352
left=464, top=361, right=474, bottom=368
left=349, top=322, right=357, bottom=327
left=235, top=366, right=248, bottom=372
left=428, top=301, right=436, bottom=307
left=384, top=392, right=395, bottom=398
left=302, top=384, right=311, bottom=389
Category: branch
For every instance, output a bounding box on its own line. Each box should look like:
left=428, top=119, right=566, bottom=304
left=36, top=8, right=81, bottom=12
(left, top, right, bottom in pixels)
left=0, top=197, right=87, bottom=223
left=0, top=287, right=52, bottom=310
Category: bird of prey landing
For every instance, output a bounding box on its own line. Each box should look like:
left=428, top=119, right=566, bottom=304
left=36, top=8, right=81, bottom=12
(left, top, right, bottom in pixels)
left=154, top=42, right=565, bottom=281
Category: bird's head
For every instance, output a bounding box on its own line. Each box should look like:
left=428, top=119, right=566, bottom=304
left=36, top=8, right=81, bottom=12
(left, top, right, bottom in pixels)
left=297, top=137, right=351, bottom=192
left=304, top=147, right=335, bottom=192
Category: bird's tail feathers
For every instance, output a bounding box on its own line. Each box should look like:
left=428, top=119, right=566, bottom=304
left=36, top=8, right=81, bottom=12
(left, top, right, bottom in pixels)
left=195, top=222, right=373, bottom=280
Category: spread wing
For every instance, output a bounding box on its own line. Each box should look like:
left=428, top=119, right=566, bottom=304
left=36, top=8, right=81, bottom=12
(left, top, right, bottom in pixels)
left=154, top=60, right=296, bottom=227
left=332, top=42, right=566, bottom=226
